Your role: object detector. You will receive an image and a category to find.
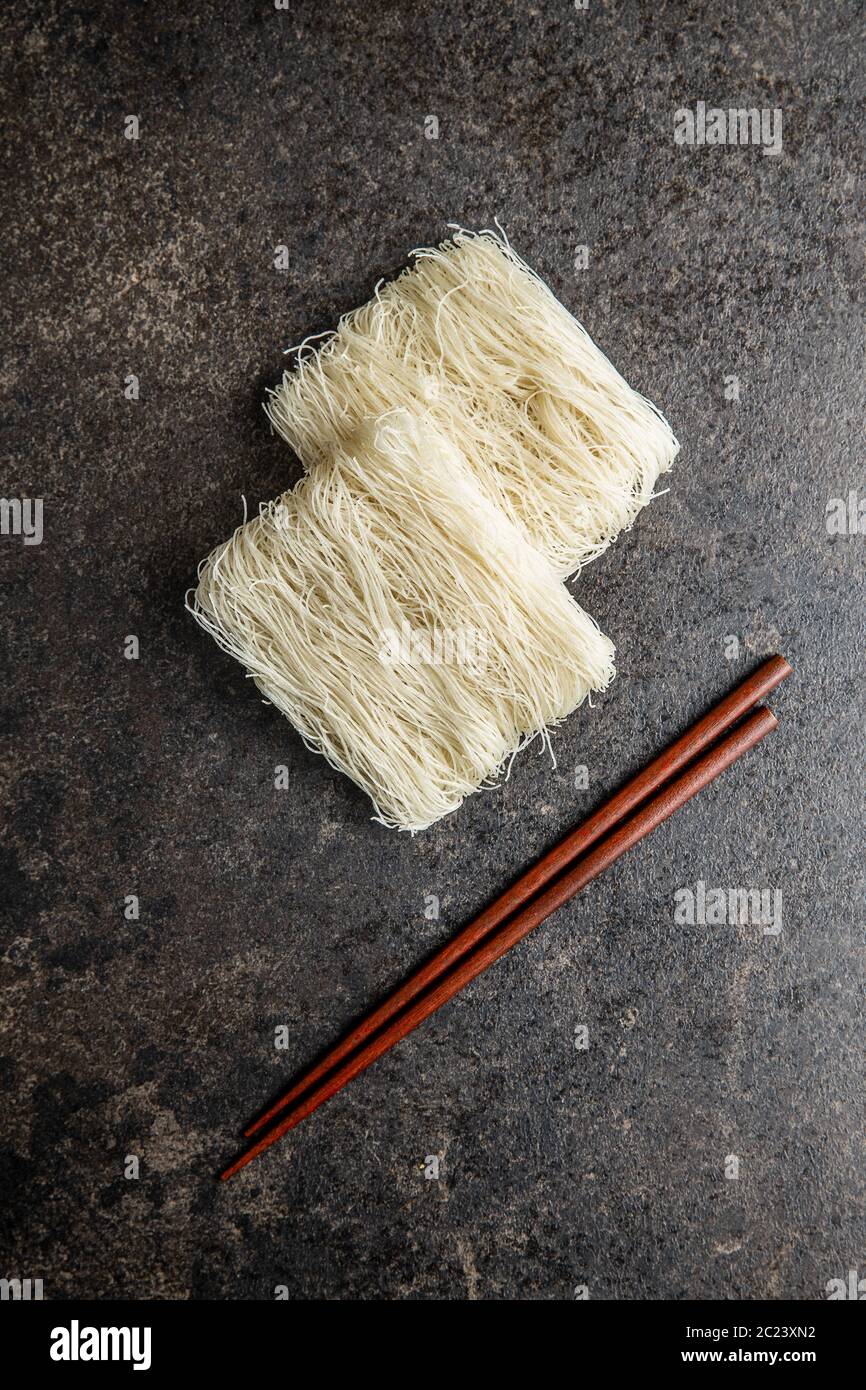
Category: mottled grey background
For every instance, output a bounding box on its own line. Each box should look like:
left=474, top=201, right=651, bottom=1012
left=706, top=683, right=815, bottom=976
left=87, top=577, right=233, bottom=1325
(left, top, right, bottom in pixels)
left=2, top=0, right=863, bottom=1301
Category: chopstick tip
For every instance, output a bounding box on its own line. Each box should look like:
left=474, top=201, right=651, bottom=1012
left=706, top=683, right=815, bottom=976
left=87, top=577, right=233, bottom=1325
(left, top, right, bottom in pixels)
left=218, top=1152, right=249, bottom=1182
left=767, top=653, right=793, bottom=680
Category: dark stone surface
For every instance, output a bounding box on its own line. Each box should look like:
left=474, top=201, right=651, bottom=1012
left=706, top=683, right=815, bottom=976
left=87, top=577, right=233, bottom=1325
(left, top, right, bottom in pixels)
left=2, top=0, right=863, bottom=1300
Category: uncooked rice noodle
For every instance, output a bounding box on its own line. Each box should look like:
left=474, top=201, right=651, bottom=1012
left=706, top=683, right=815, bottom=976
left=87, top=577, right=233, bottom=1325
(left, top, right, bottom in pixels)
left=266, top=226, right=679, bottom=577
left=190, top=413, right=614, bottom=831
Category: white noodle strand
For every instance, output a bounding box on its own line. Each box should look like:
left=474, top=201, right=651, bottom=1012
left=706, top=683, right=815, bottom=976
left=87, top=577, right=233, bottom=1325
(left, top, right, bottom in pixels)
left=265, top=228, right=679, bottom=578
left=190, top=414, right=614, bottom=832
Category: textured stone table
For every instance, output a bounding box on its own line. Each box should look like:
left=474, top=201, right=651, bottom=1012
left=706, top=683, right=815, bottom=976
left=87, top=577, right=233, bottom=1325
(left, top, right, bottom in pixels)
left=2, top=0, right=863, bottom=1299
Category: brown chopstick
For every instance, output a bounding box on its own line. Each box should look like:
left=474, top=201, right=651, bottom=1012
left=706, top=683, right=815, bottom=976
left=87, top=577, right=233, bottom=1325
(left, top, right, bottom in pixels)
left=243, top=655, right=791, bottom=1141
left=221, top=701, right=779, bottom=1180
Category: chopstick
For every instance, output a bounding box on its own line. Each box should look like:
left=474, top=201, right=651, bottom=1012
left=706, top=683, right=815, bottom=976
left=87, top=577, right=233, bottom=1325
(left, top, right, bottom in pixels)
left=242, top=655, right=792, bottom=1142
left=221, top=699, right=780, bottom=1180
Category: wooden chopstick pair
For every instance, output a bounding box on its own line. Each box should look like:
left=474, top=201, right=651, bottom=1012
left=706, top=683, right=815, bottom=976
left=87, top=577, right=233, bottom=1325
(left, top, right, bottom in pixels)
left=220, top=655, right=792, bottom=1180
